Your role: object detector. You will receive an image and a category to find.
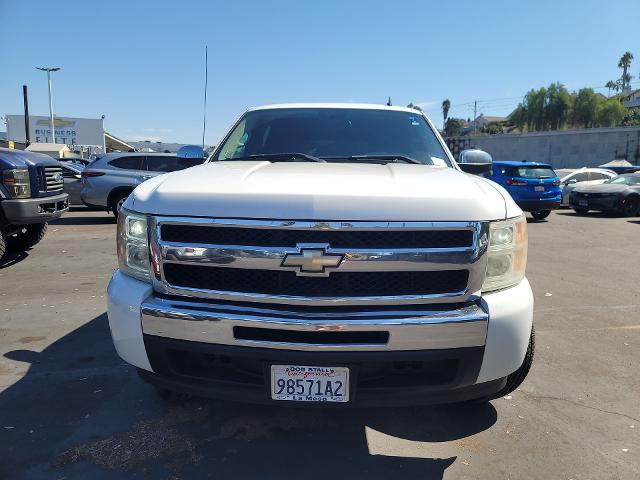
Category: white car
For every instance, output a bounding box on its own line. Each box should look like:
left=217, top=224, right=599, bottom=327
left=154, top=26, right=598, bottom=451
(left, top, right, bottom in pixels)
left=107, top=103, right=534, bottom=407
left=557, top=168, right=616, bottom=206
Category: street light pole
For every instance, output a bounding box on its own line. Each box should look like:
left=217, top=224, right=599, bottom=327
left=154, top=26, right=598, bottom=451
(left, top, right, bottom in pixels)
left=36, top=67, right=60, bottom=144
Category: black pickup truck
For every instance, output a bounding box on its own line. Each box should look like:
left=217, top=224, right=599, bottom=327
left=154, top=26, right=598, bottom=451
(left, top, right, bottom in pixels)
left=0, top=147, right=69, bottom=261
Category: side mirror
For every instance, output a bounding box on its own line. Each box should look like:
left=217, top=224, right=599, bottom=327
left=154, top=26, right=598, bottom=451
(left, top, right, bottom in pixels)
left=177, top=145, right=205, bottom=160
left=74, top=174, right=82, bottom=180
left=458, top=149, right=493, bottom=177
left=567, top=178, right=577, bottom=185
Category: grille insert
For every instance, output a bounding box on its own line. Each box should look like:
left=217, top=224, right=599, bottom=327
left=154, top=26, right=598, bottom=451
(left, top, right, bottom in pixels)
left=161, top=224, right=473, bottom=249
left=233, top=327, right=389, bottom=345
left=37, top=166, right=64, bottom=193
left=163, top=264, right=469, bottom=297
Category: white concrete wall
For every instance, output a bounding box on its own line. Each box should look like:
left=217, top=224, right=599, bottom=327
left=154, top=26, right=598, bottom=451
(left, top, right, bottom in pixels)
left=446, top=126, right=640, bottom=168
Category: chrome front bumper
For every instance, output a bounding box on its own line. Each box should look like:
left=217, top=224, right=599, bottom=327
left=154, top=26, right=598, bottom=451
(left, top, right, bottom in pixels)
left=141, top=295, right=488, bottom=352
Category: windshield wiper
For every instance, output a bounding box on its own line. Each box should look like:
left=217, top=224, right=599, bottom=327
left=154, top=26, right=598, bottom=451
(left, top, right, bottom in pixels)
left=235, top=153, right=326, bottom=163
left=325, top=155, right=423, bottom=165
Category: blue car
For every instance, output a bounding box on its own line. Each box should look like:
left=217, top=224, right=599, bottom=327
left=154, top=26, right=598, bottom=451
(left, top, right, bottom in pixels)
left=488, top=161, right=562, bottom=220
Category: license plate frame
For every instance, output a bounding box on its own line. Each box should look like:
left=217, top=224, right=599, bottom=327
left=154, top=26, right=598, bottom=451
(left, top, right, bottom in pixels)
left=579, top=200, right=588, bottom=207
left=534, top=185, right=545, bottom=192
left=270, top=365, right=350, bottom=403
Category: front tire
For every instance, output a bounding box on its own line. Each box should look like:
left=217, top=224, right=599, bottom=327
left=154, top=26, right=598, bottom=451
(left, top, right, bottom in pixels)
left=474, top=326, right=535, bottom=403
left=109, top=192, right=130, bottom=220
left=0, top=233, right=6, bottom=263
left=7, top=223, right=48, bottom=251
left=531, top=210, right=551, bottom=221
left=622, top=196, right=640, bottom=217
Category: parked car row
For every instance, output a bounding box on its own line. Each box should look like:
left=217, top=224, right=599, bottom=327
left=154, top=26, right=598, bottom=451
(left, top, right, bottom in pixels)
left=457, top=150, right=640, bottom=219
left=80, top=152, right=204, bottom=218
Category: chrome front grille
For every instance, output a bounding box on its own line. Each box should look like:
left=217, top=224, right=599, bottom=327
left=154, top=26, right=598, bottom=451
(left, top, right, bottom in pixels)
left=149, top=217, right=489, bottom=306
left=37, top=166, right=64, bottom=193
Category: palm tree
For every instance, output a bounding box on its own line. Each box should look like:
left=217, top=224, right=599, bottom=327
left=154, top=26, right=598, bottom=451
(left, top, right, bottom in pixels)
left=618, top=51, right=634, bottom=90
left=442, top=99, right=451, bottom=127
left=605, top=80, right=618, bottom=96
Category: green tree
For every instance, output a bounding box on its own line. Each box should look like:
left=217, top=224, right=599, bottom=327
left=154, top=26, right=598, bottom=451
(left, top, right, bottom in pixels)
left=509, top=105, right=527, bottom=131
left=605, top=80, right=619, bottom=96
left=621, top=107, right=640, bottom=126
left=573, top=88, right=601, bottom=127
left=444, top=118, right=465, bottom=137
left=546, top=82, right=573, bottom=129
left=481, top=122, right=503, bottom=134
left=442, top=99, right=451, bottom=127
left=406, top=102, right=422, bottom=111
left=618, top=51, right=634, bottom=90
left=596, top=98, right=626, bottom=127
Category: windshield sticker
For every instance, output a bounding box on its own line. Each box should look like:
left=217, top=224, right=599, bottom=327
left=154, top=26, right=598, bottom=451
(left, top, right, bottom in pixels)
left=409, top=117, right=420, bottom=126
left=431, top=156, right=447, bottom=167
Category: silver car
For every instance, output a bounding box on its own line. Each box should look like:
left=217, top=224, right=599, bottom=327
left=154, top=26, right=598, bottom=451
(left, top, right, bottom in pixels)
left=80, top=152, right=202, bottom=218
left=60, top=161, right=85, bottom=205
left=556, top=168, right=617, bottom=206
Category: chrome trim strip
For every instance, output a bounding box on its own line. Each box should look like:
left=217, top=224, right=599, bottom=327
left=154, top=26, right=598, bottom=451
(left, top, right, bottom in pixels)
left=160, top=242, right=477, bottom=272
left=141, top=296, right=488, bottom=351
left=149, top=216, right=489, bottom=306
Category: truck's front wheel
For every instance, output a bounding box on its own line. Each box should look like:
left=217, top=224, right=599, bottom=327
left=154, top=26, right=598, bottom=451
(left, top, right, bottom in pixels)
left=475, top=326, right=535, bottom=403
left=0, top=233, right=6, bottom=263
left=8, top=223, right=48, bottom=251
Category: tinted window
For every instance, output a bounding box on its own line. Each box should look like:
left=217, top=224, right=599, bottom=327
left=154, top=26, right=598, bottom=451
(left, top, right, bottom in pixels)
left=214, top=108, right=450, bottom=166
left=146, top=155, right=202, bottom=172
left=109, top=156, right=145, bottom=170
left=569, top=172, right=589, bottom=182
left=589, top=172, right=609, bottom=180
left=513, top=166, right=556, bottom=178
left=607, top=175, right=640, bottom=185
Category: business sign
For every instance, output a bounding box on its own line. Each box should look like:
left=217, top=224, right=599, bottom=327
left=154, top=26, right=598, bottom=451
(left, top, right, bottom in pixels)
left=6, top=115, right=104, bottom=147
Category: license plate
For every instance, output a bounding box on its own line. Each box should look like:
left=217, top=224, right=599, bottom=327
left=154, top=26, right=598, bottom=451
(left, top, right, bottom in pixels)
left=534, top=186, right=545, bottom=192
left=579, top=200, right=588, bottom=207
left=271, top=365, right=349, bottom=402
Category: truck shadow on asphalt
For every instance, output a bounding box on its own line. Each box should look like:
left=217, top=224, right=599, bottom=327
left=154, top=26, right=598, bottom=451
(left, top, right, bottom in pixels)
left=50, top=215, right=115, bottom=226
left=0, top=250, right=28, bottom=269
left=0, top=314, right=497, bottom=480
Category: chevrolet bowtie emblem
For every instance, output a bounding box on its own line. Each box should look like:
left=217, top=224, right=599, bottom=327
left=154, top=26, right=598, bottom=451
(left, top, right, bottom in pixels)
left=281, top=247, right=344, bottom=275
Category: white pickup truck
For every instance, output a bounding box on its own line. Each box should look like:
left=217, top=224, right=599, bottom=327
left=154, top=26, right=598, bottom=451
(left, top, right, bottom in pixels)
left=107, top=104, right=534, bottom=406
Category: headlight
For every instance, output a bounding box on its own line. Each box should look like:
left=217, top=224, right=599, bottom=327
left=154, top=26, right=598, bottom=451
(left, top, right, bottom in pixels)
left=482, top=214, right=528, bottom=293
left=116, top=209, right=150, bottom=282
left=2, top=169, right=31, bottom=199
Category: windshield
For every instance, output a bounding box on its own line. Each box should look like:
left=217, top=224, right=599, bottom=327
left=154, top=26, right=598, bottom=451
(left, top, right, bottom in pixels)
left=606, top=175, right=640, bottom=185
left=212, top=108, right=451, bottom=166
left=512, top=165, right=557, bottom=179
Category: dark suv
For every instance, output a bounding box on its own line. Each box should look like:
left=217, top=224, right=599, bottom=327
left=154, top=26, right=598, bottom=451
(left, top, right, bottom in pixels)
left=0, top=147, right=68, bottom=261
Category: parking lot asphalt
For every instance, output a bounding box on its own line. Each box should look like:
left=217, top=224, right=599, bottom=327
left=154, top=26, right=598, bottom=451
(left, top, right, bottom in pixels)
left=0, top=209, right=638, bottom=479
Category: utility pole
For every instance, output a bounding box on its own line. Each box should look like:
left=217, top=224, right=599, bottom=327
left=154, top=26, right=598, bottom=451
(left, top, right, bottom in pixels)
left=36, top=67, right=60, bottom=144
left=22, top=85, right=30, bottom=145
left=473, top=100, right=477, bottom=134
left=202, top=46, right=208, bottom=153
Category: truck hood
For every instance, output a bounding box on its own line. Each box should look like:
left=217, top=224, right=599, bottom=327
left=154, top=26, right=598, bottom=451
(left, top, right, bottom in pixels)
left=0, top=148, right=61, bottom=168
left=129, top=161, right=517, bottom=221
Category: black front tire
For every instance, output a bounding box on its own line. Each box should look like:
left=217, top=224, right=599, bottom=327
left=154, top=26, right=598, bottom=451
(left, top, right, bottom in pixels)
left=622, top=196, right=640, bottom=217
left=7, top=223, right=48, bottom=251
left=473, top=326, right=535, bottom=403
left=531, top=210, right=551, bottom=220
left=109, top=192, right=130, bottom=220
left=0, top=233, right=6, bottom=262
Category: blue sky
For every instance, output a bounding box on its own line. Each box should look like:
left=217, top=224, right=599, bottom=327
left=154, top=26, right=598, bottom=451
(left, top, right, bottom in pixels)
left=1, top=0, right=638, bottom=145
